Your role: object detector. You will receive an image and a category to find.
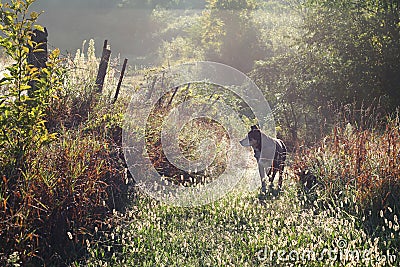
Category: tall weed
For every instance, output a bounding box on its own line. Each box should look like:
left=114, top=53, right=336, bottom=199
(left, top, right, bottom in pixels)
left=293, top=108, right=400, bottom=251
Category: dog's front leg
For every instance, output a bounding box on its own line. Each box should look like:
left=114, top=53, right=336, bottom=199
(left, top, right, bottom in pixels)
left=269, top=167, right=278, bottom=184
left=258, top=164, right=267, bottom=193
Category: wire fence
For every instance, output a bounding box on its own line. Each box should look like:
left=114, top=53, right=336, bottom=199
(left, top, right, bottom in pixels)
left=0, top=41, right=126, bottom=75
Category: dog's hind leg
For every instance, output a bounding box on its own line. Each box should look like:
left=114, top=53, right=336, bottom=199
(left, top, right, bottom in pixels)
left=278, top=165, right=284, bottom=189
left=278, top=142, right=287, bottom=189
left=269, top=168, right=278, bottom=185
left=269, top=160, right=278, bottom=185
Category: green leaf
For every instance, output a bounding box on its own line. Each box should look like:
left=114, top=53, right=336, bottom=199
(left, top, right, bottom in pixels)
left=33, top=48, right=45, bottom=53
left=20, top=84, right=32, bottom=91
left=30, top=11, right=39, bottom=20
left=22, top=46, right=29, bottom=53
left=6, top=15, right=14, bottom=24
left=33, top=25, right=44, bottom=32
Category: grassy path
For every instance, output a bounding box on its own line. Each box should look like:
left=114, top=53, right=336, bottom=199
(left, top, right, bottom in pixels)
left=84, top=164, right=397, bottom=267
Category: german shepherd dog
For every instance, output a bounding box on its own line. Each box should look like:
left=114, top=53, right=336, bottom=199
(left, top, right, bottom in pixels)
left=240, top=125, right=287, bottom=192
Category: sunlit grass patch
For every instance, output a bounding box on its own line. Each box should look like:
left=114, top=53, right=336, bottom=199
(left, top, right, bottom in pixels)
left=84, top=175, right=398, bottom=266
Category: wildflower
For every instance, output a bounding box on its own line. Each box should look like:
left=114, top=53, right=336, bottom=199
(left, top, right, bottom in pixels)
left=67, top=231, right=73, bottom=240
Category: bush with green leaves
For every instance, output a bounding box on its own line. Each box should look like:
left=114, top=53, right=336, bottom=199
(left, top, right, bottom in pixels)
left=0, top=0, right=63, bottom=176
left=0, top=2, right=130, bottom=265
left=0, top=0, right=64, bottom=264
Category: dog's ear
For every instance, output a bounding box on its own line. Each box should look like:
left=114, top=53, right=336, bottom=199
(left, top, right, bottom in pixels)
left=251, top=125, right=259, bottom=131
left=248, top=127, right=261, bottom=142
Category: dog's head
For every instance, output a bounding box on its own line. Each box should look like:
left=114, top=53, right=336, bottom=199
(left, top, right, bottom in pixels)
left=239, top=125, right=261, bottom=148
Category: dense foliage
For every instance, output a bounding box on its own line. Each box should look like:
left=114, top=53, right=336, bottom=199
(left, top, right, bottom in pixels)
left=0, top=1, right=127, bottom=265
left=147, top=0, right=400, bottom=148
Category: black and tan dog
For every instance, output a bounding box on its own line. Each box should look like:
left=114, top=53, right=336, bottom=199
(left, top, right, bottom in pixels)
left=240, top=125, right=287, bottom=192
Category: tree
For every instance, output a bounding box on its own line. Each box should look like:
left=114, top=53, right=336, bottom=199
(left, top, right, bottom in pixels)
left=197, top=0, right=268, bottom=72
left=253, top=0, right=400, bottom=148
left=300, top=0, right=400, bottom=111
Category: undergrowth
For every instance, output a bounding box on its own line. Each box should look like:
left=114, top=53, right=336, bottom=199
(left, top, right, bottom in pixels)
left=293, top=108, right=400, bottom=259
left=0, top=1, right=129, bottom=265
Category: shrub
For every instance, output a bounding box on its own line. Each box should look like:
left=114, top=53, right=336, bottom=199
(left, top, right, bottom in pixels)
left=0, top=2, right=129, bottom=265
left=293, top=109, right=400, bottom=251
left=0, top=0, right=63, bottom=263
left=145, top=105, right=229, bottom=186
left=0, top=0, right=63, bottom=177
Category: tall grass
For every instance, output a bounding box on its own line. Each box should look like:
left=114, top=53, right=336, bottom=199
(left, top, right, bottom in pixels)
left=293, top=108, right=400, bottom=255
left=82, top=106, right=399, bottom=266
left=80, top=106, right=399, bottom=267
left=0, top=123, right=127, bottom=266
left=0, top=33, right=128, bottom=265
left=84, top=185, right=398, bottom=266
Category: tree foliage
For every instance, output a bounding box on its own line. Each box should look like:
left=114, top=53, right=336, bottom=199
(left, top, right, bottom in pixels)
left=149, top=0, right=399, bottom=147
left=198, top=0, right=266, bottom=72
left=252, top=0, right=400, bottom=148
left=301, top=0, right=400, bottom=109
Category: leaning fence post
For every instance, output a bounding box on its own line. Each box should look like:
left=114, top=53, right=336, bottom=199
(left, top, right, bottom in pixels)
left=28, top=27, right=48, bottom=96
left=96, top=40, right=111, bottom=93
left=112, top=58, right=128, bottom=104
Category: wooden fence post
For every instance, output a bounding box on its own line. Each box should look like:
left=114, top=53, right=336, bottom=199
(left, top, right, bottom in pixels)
left=113, top=58, right=128, bottom=104
left=28, top=27, right=48, bottom=96
left=96, top=40, right=111, bottom=93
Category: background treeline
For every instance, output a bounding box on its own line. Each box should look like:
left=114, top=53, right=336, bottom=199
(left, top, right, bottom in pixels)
left=118, top=0, right=399, bottom=149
